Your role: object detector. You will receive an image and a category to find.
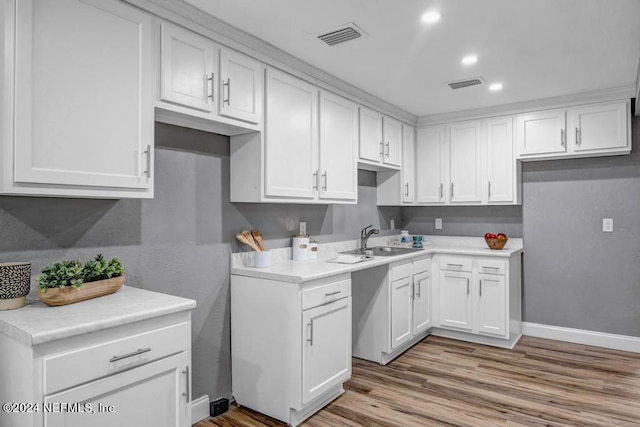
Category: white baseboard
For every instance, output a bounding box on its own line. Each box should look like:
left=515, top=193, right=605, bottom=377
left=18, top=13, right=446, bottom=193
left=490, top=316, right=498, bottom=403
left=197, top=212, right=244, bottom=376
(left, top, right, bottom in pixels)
left=191, top=395, right=210, bottom=425
left=522, top=322, right=640, bottom=353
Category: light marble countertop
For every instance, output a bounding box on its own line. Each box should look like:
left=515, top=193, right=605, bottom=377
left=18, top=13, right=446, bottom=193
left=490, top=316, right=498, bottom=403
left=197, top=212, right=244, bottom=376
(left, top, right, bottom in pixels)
left=0, top=286, right=196, bottom=346
left=232, top=235, right=523, bottom=284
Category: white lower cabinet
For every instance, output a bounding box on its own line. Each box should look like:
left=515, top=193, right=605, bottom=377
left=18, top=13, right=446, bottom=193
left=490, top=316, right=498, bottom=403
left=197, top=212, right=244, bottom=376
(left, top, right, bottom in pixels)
left=231, top=274, right=351, bottom=426
left=434, top=254, right=521, bottom=347
left=353, top=257, right=431, bottom=365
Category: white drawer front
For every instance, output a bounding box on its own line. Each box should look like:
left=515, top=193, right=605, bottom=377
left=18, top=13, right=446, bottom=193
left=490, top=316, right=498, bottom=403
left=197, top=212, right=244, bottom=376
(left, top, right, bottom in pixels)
left=439, top=256, right=472, bottom=272
left=389, top=263, right=412, bottom=282
left=478, top=259, right=507, bottom=275
left=412, top=258, right=431, bottom=275
left=302, top=279, right=351, bottom=310
left=43, top=321, right=190, bottom=395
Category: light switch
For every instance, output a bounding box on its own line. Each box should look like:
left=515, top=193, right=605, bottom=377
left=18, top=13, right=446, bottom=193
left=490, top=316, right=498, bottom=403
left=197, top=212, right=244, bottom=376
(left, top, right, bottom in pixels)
left=390, top=219, right=395, bottom=230
left=435, top=218, right=443, bottom=229
left=300, top=221, right=307, bottom=235
left=603, top=218, right=613, bottom=232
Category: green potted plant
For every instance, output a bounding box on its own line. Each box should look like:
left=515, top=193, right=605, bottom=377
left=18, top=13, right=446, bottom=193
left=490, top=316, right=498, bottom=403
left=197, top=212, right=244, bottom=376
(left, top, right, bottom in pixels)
left=37, top=254, right=125, bottom=306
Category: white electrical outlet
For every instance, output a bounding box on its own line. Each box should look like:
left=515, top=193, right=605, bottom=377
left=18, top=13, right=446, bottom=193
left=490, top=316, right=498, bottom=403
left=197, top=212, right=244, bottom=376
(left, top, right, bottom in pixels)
left=299, top=221, right=307, bottom=235
left=390, top=219, right=395, bottom=230
left=435, top=218, right=443, bottom=229
left=603, top=218, right=613, bottom=232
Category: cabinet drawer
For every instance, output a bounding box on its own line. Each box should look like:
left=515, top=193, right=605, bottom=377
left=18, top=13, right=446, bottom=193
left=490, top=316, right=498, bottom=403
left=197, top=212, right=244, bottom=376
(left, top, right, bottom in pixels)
left=412, top=258, right=431, bottom=275
left=302, top=279, right=351, bottom=310
left=478, top=259, right=507, bottom=275
left=43, top=321, right=190, bottom=395
left=438, top=256, right=472, bottom=272
left=389, top=263, right=412, bottom=282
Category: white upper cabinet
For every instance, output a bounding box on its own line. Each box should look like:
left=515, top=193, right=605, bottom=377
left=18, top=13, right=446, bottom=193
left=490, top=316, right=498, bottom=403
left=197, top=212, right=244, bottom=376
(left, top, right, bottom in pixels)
left=484, top=116, right=519, bottom=204
left=359, top=107, right=384, bottom=163
left=219, top=47, right=263, bottom=124
left=358, top=106, right=402, bottom=170
left=401, top=124, right=416, bottom=204
left=318, top=91, right=358, bottom=201
left=448, top=120, right=482, bottom=203
left=516, top=100, right=630, bottom=160
left=160, top=22, right=216, bottom=113
left=264, top=68, right=318, bottom=200
left=416, top=125, right=447, bottom=204
left=382, top=116, right=402, bottom=167
left=157, top=22, right=262, bottom=135
left=3, top=0, right=154, bottom=198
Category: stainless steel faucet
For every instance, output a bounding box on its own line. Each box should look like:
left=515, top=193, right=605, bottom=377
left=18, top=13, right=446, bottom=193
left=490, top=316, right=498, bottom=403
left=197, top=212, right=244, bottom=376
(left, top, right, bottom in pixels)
left=360, top=225, right=379, bottom=250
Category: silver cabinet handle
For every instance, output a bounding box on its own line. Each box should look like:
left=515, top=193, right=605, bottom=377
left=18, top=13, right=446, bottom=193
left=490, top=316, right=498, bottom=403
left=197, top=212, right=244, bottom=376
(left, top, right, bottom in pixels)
left=110, top=347, right=151, bottom=363
left=182, top=366, right=190, bottom=401
left=411, top=282, right=415, bottom=300
left=385, top=142, right=390, bottom=158
left=307, top=321, right=314, bottom=346
left=466, top=278, right=470, bottom=295
left=325, top=290, right=341, bottom=296
left=207, top=73, right=214, bottom=101
left=405, top=182, right=409, bottom=197
left=223, top=78, right=231, bottom=105
left=416, top=280, right=421, bottom=298
left=575, top=127, right=581, bottom=146
left=322, top=171, right=328, bottom=190
left=488, top=181, right=491, bottom=198
left=143, top=145, right=151, bottom=178
left=483, top=266, right=500, bottom=271
left=439, top=183, right=443, bottom=200
left=447, top=263, right=463, bottom=268
left=479, top=279, right=482, bottom=297
left=561, top=129, right=566, bottom=146
left=379, top=142, right=384, bottom=157
left=450, top=182, right=454, bottom=199
left=312, top=170, right=318, bottom=191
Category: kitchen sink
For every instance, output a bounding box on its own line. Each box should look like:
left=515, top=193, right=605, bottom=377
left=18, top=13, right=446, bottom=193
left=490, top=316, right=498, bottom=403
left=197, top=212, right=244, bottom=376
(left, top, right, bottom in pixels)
left=340, top=246, right=422, bottom=257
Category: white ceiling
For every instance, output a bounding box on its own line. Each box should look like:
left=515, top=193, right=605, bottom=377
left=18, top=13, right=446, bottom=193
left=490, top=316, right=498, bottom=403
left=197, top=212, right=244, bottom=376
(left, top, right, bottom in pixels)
left=184, top=0, right=640, bottom=117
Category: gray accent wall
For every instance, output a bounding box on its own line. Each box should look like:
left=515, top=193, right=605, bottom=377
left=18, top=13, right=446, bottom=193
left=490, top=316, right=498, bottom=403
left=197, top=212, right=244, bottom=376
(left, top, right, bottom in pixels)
left=521, top=116, right=640, bottom=336
left=0, top=122, right=400, bottom=402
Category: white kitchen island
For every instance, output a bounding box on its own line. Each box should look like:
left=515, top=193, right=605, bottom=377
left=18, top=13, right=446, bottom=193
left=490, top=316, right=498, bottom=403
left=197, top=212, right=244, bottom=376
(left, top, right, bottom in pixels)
left=231, top=235, right=523, bottom=426
left=0, top=286, right=196, bottom=427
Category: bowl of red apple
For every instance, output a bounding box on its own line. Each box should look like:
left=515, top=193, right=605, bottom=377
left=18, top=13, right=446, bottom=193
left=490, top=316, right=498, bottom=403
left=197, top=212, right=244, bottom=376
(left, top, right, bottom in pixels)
left=484, top=232, right=508, bottom=250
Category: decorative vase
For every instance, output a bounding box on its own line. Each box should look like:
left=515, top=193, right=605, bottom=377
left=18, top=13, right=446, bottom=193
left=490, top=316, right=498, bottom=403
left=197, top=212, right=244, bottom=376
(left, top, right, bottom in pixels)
left=37, top=275, right=125, bottom=307
left=0, top=262, right=31, bottom=310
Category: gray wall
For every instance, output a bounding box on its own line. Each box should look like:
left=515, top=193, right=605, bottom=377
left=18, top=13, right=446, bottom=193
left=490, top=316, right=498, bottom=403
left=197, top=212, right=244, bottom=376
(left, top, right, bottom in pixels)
left=0, top=122, right=400, bottom=402
left=521, top=116, right=640, bottom=336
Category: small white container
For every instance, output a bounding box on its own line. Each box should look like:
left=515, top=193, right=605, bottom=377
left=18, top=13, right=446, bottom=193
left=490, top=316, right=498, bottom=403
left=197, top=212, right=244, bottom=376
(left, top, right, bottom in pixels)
left=292, top=235, right=310, bottom=261
left=253, top=250, right=272, bottom=268
left=309, top=238, right=318, bottom=259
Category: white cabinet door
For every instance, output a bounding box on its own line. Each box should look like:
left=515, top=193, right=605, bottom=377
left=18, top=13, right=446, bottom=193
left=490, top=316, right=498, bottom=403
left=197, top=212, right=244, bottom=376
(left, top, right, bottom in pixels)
left=416, top=126, right=446, bottom=204
left=382, top=116, right=402, bottom=167
left=358, top=107, right=383, bottom=163
left=516, top=109, right=566, bottom=157
left=390, top=276, right=413, bottom=350
left=302, top=297, right=351, bottom=405
left=477, top=274, right=506, bottom=337
left=438, top=271, right=473, bottom=331
left=568, top=101, right=628, bottom=154
left=449, top=120, right=482, bottom=203
left=44, top=352, right=190, bottom=427
left=412, top=270, right=431, bottom=335
left=264, top=69, right=318, bottom=199
left=219, top=47, right=262, bottom=124
left=401, top=125, right=416, bottom=204
left=159, top=22, right=216, bottom=113
left=485, top=116, right=514, bottom=203
left=319, top=91, right=358, bottom=201
left=13, top=0, right=153, bottom=193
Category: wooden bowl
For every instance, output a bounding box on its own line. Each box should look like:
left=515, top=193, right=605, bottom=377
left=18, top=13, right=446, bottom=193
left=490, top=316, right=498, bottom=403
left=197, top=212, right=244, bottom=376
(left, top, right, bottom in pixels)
left=485, top=237, right=508, bottom=250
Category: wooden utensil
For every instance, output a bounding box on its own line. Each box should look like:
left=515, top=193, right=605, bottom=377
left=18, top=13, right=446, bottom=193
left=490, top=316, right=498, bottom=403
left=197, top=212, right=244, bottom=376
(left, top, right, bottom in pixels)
left=236, top=231, right=261, bottom=251
left=251, top=229, right=265, bottom=251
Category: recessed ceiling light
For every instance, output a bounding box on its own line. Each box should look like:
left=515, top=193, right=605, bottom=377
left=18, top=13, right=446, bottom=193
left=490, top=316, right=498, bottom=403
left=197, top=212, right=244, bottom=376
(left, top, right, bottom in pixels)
left=489, top=83, right=503, bottom=91
left=461, top=55, right=478, bottom=65
left=421, top=12, right=442, bottom=24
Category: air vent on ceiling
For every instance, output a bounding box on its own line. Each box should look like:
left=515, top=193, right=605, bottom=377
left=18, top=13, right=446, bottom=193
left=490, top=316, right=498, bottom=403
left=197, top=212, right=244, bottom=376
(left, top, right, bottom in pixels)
left=448, top=78, right=484, bottom=90
left=317, top=23, right=366, bottom=46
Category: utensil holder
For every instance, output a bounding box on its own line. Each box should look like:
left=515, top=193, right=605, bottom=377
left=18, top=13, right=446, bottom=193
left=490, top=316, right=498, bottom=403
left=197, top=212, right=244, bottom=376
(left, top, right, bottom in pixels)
left=254, top=250, right=272, bottom=268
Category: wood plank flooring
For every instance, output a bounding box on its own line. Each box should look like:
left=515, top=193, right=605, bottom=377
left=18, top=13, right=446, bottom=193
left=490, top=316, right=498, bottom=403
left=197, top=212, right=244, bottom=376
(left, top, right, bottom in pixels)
left=196, top=335, right=640, bottom=426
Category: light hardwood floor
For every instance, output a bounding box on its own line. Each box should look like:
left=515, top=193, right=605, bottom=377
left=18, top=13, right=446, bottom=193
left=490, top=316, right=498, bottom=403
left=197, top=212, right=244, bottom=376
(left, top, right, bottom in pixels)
left=196, top=335, right=640, bottom=426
